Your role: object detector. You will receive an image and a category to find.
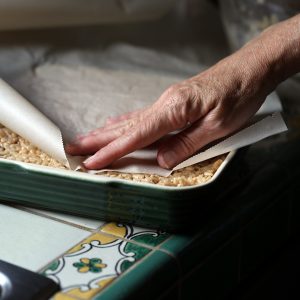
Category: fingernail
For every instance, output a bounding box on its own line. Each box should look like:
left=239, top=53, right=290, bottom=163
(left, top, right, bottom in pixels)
left=160, top=150, right=177, bottom=169
left=83, top=156, right=94, bottom=166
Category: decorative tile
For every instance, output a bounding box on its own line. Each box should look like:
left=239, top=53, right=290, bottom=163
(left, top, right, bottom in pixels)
left=0, top=204, right=90, bottom=272
left=100, top=222, right=169, bottom=247
left=24, top=207, right=105, bottom=230
left=42, top=232, right=152, bottom=300
left=93, top=250, right=180, bottom=300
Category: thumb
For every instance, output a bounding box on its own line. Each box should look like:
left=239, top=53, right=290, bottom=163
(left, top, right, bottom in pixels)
left=157, top=118, right=229, bottom=169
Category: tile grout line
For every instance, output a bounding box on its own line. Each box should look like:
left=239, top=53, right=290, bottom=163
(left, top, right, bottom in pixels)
left=29, top=191, right=283, bottom=300
left=95, top=232, right=183, bottom=299
left=80, top=229, right=181, bottom=299
left=87, top=249, right=156, bottom=299
left=11, top=204, right=172, bottom=252
left=13, top=205, right=99, bottom=232
left=37, top=228, right=162, bottom=276
left=154, top=244, right=183, bottom=300
left=17, top=194, right=286, bottom=279
left=31, top=220, right=168, bottom=275
left=96, top=231, right=159, bottom=251
left=24, top=188, right=289, bottom=299
left=89, top=247, right=175, bottom=300
left=16, top=196, right=286, bottom=299
left=97, top=229, right=182, bottom=259
left=36, top=232, right=100, bottom=274
left=10, top=204, right=172, bottom=251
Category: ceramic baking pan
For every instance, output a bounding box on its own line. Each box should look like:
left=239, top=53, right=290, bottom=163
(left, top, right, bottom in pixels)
left=0, top=150, right=238, bottom=231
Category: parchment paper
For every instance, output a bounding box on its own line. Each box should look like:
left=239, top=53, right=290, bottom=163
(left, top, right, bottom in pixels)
left=0, top=65, right=287, bottom=176
left=0, top=79, right=82, bottom=169
left=0, top=78, right=68, bottom=167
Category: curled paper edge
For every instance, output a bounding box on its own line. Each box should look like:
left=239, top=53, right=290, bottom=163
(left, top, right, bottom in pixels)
left=0, top=78, right=78, bottom=169
left=173, top=112, right=288, bottom=172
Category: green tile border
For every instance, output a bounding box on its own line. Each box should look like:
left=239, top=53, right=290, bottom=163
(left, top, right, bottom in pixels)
left=93, top=250, right=180, bottom=300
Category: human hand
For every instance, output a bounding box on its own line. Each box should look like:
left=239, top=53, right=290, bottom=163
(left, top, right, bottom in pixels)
left=66, top=16, right=300, bottom=170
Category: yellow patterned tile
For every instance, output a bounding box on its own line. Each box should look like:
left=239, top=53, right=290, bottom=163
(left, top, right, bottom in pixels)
left=100, top=222, right=127, bottom=238
left=41, top=232, right=152, bottom=300
left=57, top=277, right=115, bottom=300
left=53, top=292, right=77, bottom=300
left=68, top=232, right=119, bottom=254
left=100, top=222, right=169, bottom=247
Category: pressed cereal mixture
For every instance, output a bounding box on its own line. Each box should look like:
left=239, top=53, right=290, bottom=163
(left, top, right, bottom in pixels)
left=0, top=124, right=225, bottom=187
left=0, top=124, right=65, bottom=169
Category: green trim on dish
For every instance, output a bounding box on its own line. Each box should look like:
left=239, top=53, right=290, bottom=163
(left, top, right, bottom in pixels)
left=0, top=150, right=239, bottom=231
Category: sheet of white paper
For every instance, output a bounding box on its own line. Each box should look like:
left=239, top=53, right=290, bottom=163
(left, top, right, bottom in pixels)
left=0, top=66, right=287, bottom=177
left=256, top=92, right=282, bottom=115
left=173, top=112, right=287, bottom=172
left=0, top=78, right=82, bottom=169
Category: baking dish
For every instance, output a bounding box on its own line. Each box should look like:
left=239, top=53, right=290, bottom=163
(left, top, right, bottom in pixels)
left=0, top=150, right=237, bottom=231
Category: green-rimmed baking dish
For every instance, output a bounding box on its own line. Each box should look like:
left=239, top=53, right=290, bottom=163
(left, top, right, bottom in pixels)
left=0, top=150, right=239, bottom=231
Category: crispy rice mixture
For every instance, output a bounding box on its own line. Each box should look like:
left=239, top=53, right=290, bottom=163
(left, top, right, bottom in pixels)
left=102, top=157, right=224, bottom=187
left=0, top=124, right=225, bottom=186
left=0, top=124, right=65, bottom=169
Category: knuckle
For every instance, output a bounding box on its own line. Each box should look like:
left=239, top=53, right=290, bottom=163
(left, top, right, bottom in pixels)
left=115, top=122, right=134, bottom=137
left=174, top=87, right=190, bottom=102
left=115, top=126, right=126, bottom=136
left=165, top=84, right=190, bottom=101
left=174, top=133, right=197, bottom=156
left=162, top=84, right=196, bottom=128
left=207, top=115, right=232, bottom=136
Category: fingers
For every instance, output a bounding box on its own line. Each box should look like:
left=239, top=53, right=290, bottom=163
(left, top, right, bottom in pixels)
left=105, top=108, right=145, bottom=125
left=66, top=82, right=215, bottom=170
left=66, top=130, right=120, bottom=155
left=65, top=119, right=137, bottom=155
left=83, top=114, right=174, bottom=169
left=66, top=109, right=147, bottom=155
left=157, top=112, right=231, bottom=169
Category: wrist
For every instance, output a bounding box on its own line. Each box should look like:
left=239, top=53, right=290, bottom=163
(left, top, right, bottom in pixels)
left=251, top=14, right=300, bottom=85
left=225, top=14, right=300, bottom=99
